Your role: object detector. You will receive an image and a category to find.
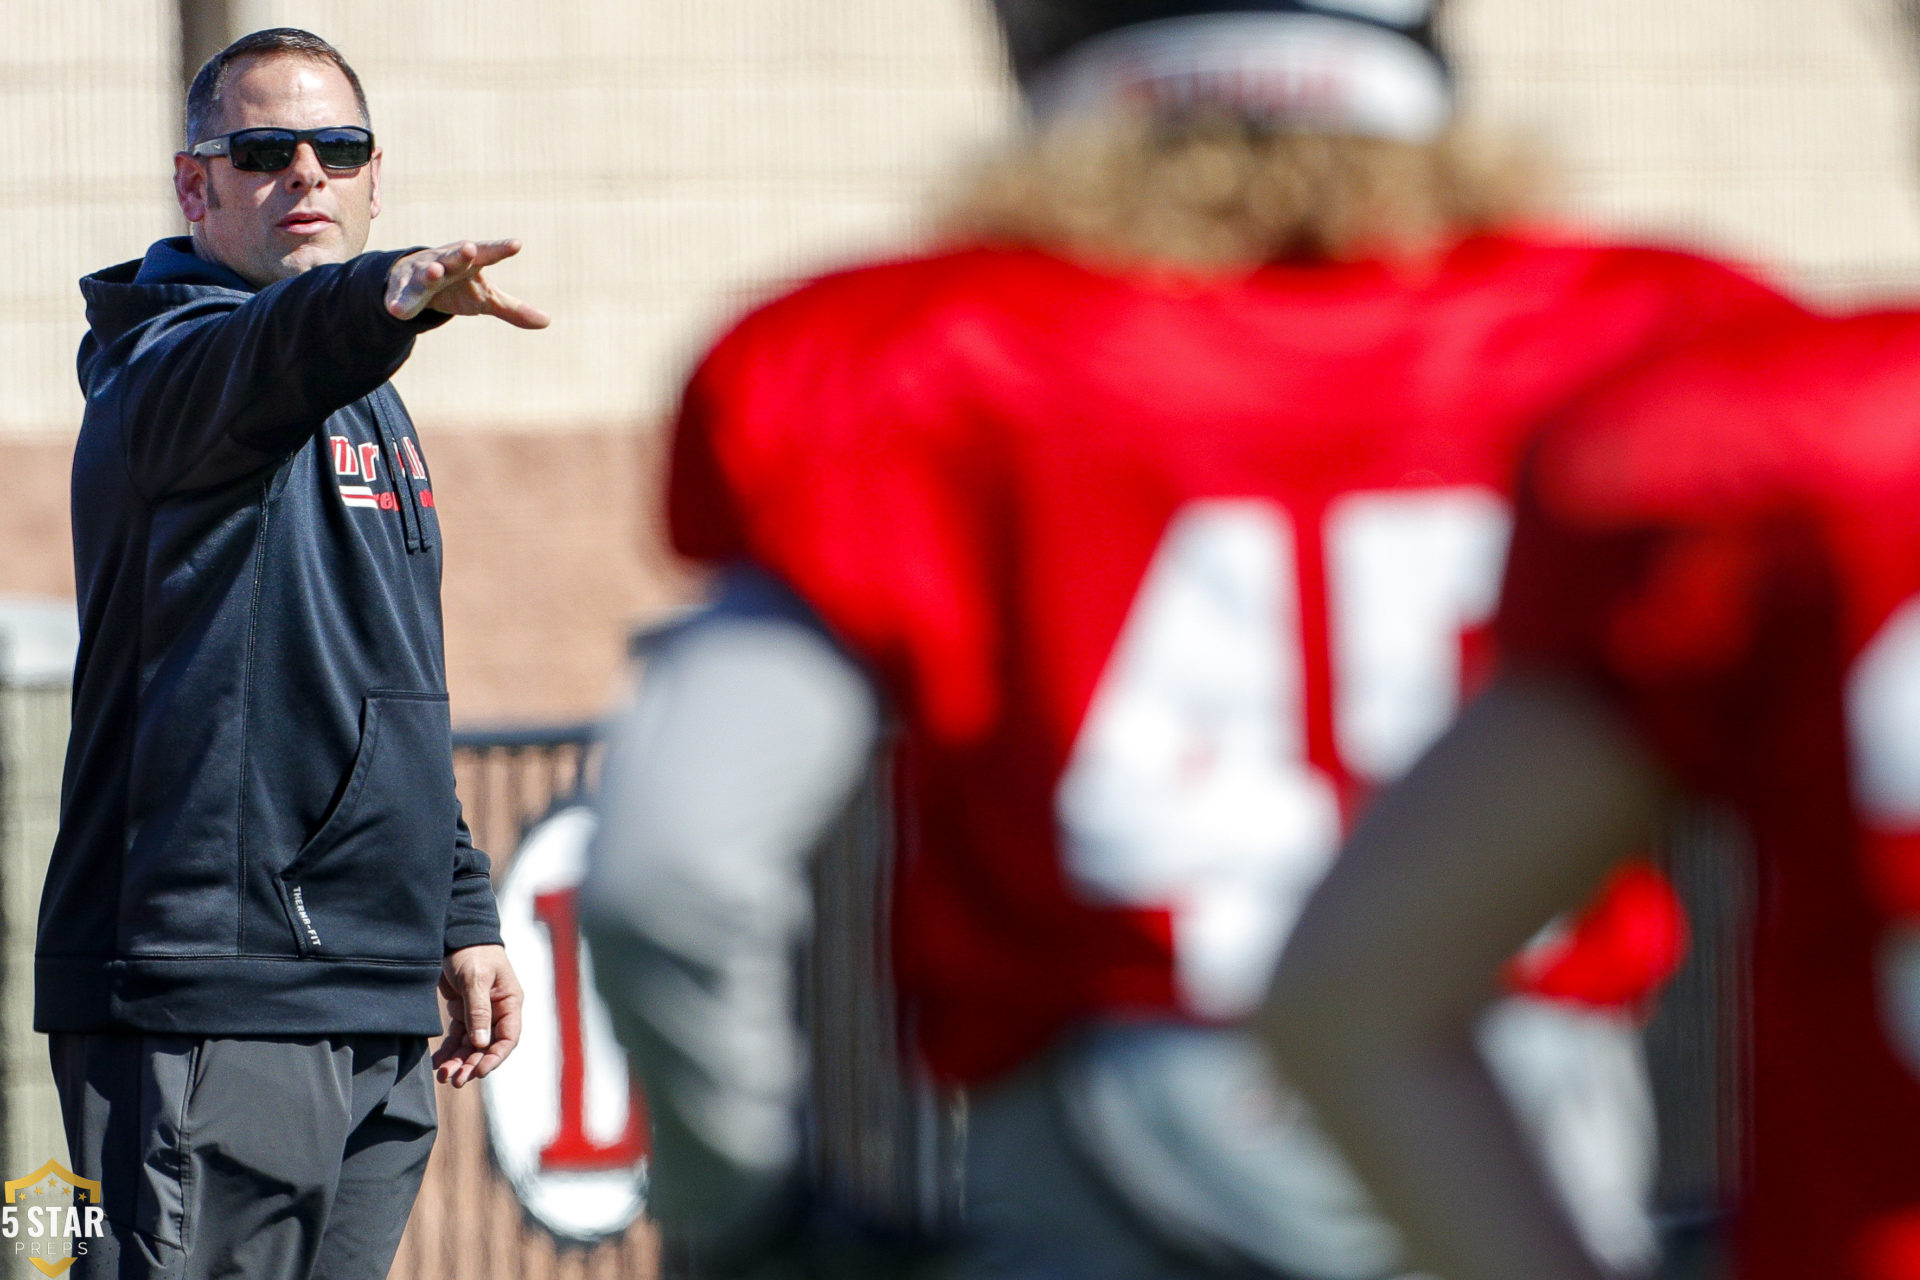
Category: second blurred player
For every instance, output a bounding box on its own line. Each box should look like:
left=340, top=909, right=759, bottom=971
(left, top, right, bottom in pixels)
left=584, top=2, right=1799, bottom=1276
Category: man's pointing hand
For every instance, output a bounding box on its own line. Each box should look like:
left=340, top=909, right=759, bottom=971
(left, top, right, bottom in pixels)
left=386, top=238, right=550, bottom=329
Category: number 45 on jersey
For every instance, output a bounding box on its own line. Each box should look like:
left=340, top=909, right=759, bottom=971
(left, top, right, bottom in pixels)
left=1058, top=491, right=1510, bottom=1018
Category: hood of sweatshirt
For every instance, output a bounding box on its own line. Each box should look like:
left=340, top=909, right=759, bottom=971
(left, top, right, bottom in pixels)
left=78, top=237, right=254, bottom=393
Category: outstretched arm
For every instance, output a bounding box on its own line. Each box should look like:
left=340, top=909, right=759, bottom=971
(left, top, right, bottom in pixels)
left=120, top=238, right=547, bottom=497
left=580, top=569, right=881, bottom=1259
left=1260, top=672, right=1673, bottom=1280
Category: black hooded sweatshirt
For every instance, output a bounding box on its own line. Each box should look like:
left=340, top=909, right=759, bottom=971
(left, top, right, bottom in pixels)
left=40, top=237, right=502, bottom=1036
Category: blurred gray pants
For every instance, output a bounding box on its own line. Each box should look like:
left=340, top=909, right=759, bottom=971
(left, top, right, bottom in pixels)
left=956, top=1005, right=1656, bottom=1280
left=958, top=1023, right=1397, bottom=1280
left=49, top=1033, right=437, bottom=1280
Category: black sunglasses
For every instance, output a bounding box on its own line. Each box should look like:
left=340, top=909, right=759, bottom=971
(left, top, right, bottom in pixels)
left=187, top=126, right=375, bottom=174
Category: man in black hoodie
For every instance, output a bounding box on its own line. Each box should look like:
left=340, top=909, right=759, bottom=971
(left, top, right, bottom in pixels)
left=48, top=28, right=537, bottom=1280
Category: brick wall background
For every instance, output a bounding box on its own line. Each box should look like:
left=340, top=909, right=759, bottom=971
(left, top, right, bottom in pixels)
left=6, top=2, right=1920, bottom=718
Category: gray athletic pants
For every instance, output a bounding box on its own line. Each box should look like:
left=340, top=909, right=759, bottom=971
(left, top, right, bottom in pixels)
left=49, top=1033, right=437, bottom=1280
left=955, top=1008, right=1656, bottom=1280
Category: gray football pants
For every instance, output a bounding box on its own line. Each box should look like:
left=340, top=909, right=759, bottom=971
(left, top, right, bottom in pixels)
left=49, top=1033, right=437, bottom=1280
left=955, top=1007, right=1656, bottom=1280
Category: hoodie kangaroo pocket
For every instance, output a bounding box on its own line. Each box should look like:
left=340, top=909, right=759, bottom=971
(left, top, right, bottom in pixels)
left=277, top=691, right=456, bottom=962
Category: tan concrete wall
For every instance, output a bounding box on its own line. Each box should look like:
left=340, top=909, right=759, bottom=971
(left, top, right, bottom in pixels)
left=0, top=0, right=1014, bottom=441
left=1450, top=1, right=1920, bottom=300
left=293, top=0, right=1013, bottom=431
left=14, top=2, right=1920, bottom=449
left=0, top=1, right=180, bottom=438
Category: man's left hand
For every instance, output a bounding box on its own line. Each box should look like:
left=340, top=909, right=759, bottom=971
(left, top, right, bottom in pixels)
left=385, top=239, right=551, bottom=329
left=434, top=943, right=523, bottom=1087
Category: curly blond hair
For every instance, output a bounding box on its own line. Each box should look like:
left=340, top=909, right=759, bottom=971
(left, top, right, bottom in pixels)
left=938, top=110, right=1542, bottom=271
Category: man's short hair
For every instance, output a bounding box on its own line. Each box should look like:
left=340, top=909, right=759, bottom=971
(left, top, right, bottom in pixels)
left=184, top=28, right=370, bottom=146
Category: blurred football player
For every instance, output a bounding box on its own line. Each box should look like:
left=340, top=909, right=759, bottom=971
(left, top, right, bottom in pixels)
left=583, top=1, right=1800, bottom=1276
left=1263, top=302, right=1920, bottom=1280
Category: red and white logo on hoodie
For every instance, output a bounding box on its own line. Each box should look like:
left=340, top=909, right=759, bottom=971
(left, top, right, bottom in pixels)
left=329, top=434, right=433, bottom=511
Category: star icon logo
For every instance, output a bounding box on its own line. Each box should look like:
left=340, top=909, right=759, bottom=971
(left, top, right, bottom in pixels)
left=3, top=1162, right=103, bottom=1278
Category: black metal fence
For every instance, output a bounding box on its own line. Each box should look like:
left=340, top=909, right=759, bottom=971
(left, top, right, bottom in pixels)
left=801, top=752, right=967, bottom=1238
left=452, top=723, right=602, bottom=858
left=1645, top=808, right=1757, bottom=1280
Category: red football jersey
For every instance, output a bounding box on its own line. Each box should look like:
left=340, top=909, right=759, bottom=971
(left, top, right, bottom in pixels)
left=1501, top=309, right=1920, bottom=1280
left=669, top=235, right=1794, bottom=1085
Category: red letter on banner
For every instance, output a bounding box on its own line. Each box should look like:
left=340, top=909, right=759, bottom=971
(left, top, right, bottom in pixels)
left=531, top=888, right=650, bottom=1171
